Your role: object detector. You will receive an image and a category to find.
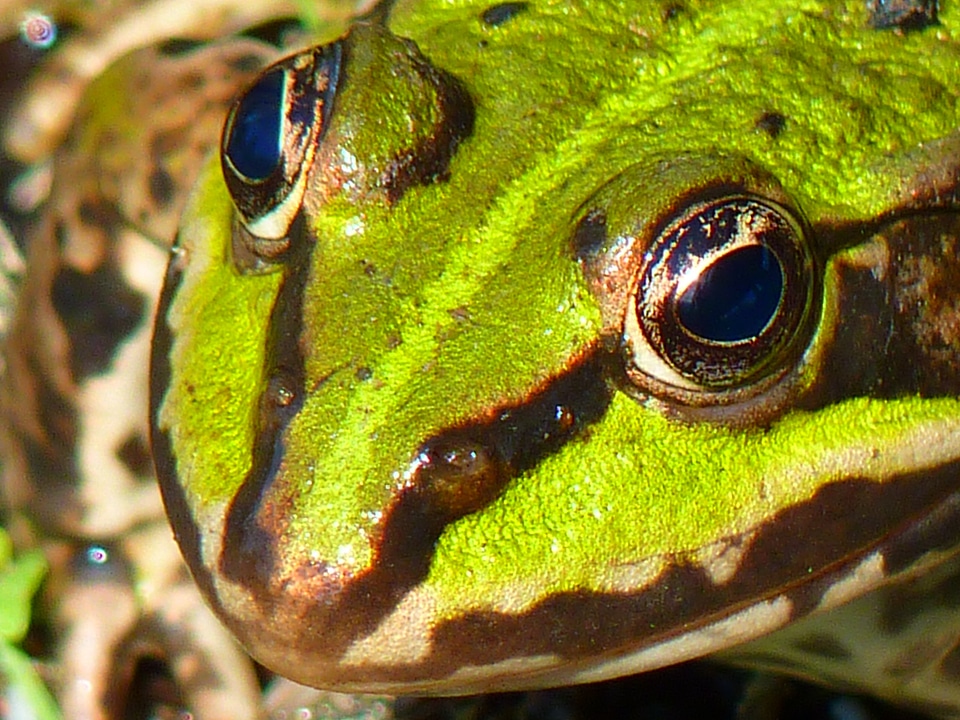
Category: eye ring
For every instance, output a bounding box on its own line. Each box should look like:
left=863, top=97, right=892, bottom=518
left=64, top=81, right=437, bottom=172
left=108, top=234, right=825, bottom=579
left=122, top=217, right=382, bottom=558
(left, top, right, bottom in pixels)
left=623, top=194, right=817, bottom=396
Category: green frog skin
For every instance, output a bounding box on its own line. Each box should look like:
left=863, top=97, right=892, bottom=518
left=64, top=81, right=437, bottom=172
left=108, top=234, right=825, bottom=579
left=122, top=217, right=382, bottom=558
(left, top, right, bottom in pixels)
left=150, top=0, right=960, bottom=716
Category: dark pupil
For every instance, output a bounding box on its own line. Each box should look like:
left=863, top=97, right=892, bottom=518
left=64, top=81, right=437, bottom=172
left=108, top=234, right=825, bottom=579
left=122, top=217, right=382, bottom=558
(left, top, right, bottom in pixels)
left=677, top=245, right=783, bottom=343
left=225, top=68, right=284, bottom=180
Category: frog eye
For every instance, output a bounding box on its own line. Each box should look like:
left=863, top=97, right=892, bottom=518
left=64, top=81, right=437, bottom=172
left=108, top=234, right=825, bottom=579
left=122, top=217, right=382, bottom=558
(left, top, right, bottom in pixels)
left=624, top=195, right=814, bottom=391
left=224, top=68, right=284, bottom=181
left=220, top=43, right=341, bottom=243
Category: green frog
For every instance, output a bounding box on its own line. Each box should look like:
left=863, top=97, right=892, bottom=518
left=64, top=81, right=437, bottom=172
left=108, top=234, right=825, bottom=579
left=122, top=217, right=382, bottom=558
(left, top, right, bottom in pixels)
left=151, top=0, right=960, bottom=715
left=5, top=0, right=960, bottom=718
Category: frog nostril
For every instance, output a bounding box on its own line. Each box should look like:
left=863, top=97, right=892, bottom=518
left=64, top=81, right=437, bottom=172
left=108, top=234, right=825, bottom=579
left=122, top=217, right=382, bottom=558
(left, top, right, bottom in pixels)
left=223, top=68, right=284, bottom=181
left=412, top=439, right=507, bottom=522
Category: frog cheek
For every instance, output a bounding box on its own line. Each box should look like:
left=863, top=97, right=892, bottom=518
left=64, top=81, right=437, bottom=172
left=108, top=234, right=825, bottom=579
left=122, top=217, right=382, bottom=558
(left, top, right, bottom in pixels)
left=202, top=348, right=612, bottom=690
left=219, top=42, right=343, bottom=256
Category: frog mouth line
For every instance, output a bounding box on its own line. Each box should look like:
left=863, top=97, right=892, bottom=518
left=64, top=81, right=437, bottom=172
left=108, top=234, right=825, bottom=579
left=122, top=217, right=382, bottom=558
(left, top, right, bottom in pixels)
left=364, top=467, right=960, bottom=691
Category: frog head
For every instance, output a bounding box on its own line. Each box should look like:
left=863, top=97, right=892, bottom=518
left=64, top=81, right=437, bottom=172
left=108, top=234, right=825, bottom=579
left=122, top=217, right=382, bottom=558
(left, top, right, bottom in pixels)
left=151, top=0, right=960, bottom=697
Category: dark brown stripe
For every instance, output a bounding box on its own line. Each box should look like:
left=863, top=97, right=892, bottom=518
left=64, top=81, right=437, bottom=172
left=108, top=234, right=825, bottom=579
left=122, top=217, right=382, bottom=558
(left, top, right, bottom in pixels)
left=218, top=213, right=311, bottom=594
left=379, top=40, right=475, bottom=204
left=149, top=247, right=225, bottom=612
left=309, top=461, right=960, bottom=684
left=217, top=343, right=611, bottom=655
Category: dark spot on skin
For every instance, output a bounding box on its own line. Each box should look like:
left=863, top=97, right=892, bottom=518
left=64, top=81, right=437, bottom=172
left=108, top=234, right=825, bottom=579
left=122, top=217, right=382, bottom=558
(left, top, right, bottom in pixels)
left=116, top=432, right=154, bottom=479
left=480, top=2, right=529, bottom=27
left=571, top=209, right=607, bottom=261
left=148, top=168, right=175, bottom=208
left=755, top=111, right=787, bottom=139
left=662, top=3, right=687, bottom=21
left=51, top=263, right=146, bottom=380
left=867, top=0, right=939, bottom=30
left=355, top=366, right=373, bottom=381
left=156, top=38, right=205, bottom=57
left=793, top=633, right=852, bottom=661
